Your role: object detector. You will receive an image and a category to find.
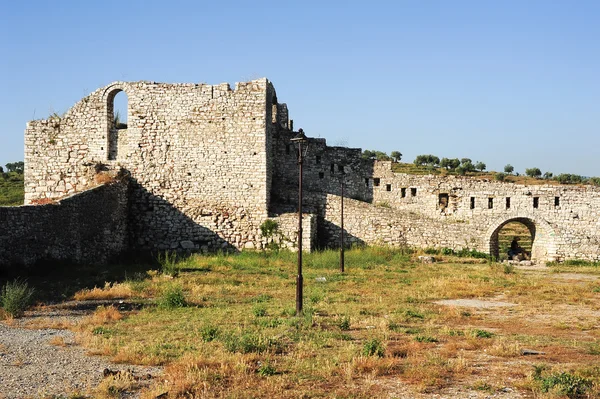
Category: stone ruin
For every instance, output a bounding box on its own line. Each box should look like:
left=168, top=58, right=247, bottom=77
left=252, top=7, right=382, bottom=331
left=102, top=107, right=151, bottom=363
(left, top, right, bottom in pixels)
left=1, top=78, right=600, bottom=267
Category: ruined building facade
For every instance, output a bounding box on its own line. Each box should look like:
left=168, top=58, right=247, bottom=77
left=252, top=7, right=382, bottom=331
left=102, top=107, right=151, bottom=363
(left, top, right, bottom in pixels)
left=1, top=78, right=599, bottom=267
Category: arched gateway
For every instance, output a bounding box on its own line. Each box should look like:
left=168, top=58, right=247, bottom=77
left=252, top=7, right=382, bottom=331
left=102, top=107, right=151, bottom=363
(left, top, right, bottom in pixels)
left=485, top=215, right=558, bottom=262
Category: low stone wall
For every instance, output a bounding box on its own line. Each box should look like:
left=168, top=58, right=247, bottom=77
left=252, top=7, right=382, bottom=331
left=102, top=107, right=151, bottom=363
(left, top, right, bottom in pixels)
left=0, top=182, right=129, bottom=269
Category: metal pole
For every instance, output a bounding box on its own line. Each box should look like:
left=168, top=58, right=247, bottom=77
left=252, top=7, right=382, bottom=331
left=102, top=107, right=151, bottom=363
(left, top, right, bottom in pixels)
left=296, top=141, right=304, bottom=315
left=340, top=173, right=345, bottom=272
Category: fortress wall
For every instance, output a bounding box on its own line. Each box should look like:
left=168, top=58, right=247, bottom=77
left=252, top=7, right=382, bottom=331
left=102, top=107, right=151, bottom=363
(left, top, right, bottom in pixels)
left=0, top=182, right=128, bottom=269
left=25, top=79, right=277, bottom=252
left=270, top=131, right=373, bottom=213
left=319, top=162, right=600, bottom=261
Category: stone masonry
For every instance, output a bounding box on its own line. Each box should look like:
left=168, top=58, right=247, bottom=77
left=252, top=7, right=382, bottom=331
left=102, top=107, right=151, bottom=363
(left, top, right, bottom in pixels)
left=5, top=78, right=599, bottom=267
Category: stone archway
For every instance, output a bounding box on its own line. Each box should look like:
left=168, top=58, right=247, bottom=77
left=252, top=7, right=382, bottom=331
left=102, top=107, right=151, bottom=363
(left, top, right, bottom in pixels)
left=486, top=216, right=557, bottom=262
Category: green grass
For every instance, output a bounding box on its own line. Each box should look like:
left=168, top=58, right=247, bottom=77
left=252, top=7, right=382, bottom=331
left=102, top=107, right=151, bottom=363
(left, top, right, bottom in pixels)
left=56, top=247, right=600, bottom=398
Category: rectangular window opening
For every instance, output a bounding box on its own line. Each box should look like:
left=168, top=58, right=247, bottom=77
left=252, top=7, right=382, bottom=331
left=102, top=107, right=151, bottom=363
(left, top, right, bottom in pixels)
left=533, top=197, right=539, bottom=209
left=506, top=197, right=511, bottom=209
left=386, top=184, right=392, bottom=192
left=374, top=178, right=381, bottom=187
left=285, top=144, right=290, bottom=155
left=439, top=193, right=449, bottom=209
left=411, top=187, right=417, bottom=196
left=365, top=178, right=369, bottom=187
left=338, top=164, right=344, bottom=172
left=401, top=188, right=406, bottom=198
left=330, top=163, right=335, bottom=173
left=554, top=196, right=560, bottom=207
left=488, top=197, right=493, bottom=209
left=319, top=172, right=324, bottom=179
left=470, top=197, right=475, bottom=209
left=316, top=155, right=321, bottom=164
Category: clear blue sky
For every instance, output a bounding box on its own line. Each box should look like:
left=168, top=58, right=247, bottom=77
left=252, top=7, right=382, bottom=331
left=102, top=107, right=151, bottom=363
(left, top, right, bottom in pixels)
left=1, top=0, right=599, bottom=176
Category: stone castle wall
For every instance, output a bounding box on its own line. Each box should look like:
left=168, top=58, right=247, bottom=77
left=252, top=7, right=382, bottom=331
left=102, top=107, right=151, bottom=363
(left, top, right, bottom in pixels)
left=25, top=79, right=283, bottom=252
left=18, top=78, right=600, bottom=263
left=0, top=182, right=128, bottom=268
left=318, top=161, right=600, bottom=261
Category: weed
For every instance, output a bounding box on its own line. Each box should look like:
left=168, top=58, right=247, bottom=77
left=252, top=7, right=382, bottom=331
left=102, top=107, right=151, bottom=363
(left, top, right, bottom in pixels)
left=471, top=329, right=494, bottom=338
left=257, top=360, right=277, bottom=376
left=157, top=251, right=180, bottom=277
left=199, top=325, right=219, bottom=342
left=92, top=326, right=113, bottom=336
left=337, top=315, right=351, bottom=331
left=158, top=285, right=186, bottom=308
left=222, top=331, right=284, bottom=354
left=532, top=366, right=592, bottom=398
left=253, top=305, right=267, bottom=317
left=362, top=338, right=385, bottom=357
left=415, top=335, right=438, bottom=343
left=1, top=279, right=35, bottom=318
left=503, top=263, right=515, bottom=274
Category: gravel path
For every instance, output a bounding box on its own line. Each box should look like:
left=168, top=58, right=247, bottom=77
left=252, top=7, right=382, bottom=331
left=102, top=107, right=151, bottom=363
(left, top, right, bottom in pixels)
left=0, top=301, right=161, bottom=399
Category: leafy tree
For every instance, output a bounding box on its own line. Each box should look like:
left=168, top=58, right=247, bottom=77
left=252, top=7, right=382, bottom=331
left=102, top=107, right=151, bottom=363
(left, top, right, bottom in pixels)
left=0, top=166, right=3, bottom=174
left=374, top=151, right=392, bottom=161
left=362, top=150, right=391, bottom=161
left=5, top=162, right=24, bottom=174
left=504, top=164, right=514, bottom=174
left=589, top=177, right=600, bottom=186
left=362, top=150, right=376, bottom=160
left=414, top=154, right=440, bottom=167
left=543, top=171, right=553, bottom=179
left=390, top=151, right=402, bottom=162
left=461, top=160, right=475, bottom=173
left=554, top=173, right=584, bottom=184
left=525, top=167, right=542, bottom=178
left=460, top=158, right=472, bottom=166
left=494, top=172, right=506, bottom=181
left=474, top=161, right=486, bottom=172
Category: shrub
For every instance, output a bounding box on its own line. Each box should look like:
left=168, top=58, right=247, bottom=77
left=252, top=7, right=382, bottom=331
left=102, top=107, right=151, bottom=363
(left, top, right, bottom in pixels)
left=1, top=279, right=35, bottom=318
left=362, top=338, right=385, bottom=357
left=494, top=172, right=506, bottom=181
left=253, top=305, right=267, bottom=317
left=337, top=316, right=351, bottom=331
left=471, top=329, right=494, bottom=338
left=200, top=325, right=219, bottom=342
left=533, top=366, right=592, bottom=398
left=159, top=285, right=186, bottom=309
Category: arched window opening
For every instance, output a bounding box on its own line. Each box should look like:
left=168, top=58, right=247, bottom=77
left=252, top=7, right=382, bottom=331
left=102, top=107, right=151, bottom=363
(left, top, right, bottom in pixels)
left=107, top=89, right=128, bottom=161
left=492, top=220, right=534, bottom=261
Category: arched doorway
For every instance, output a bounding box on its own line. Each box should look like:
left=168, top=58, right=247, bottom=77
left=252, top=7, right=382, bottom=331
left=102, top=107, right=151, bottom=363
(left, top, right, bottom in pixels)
left=486, top=216, right=556, bottom=262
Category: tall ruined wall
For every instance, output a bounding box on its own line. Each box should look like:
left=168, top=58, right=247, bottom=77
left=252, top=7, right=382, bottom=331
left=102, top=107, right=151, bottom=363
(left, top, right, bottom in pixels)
left=321, top=161, right=600, bottom=261
left=0, top=182, right=128, bottom=268
left=25, top=79, right=278, bottom=251
left=270, top=131, right=373, bottom=214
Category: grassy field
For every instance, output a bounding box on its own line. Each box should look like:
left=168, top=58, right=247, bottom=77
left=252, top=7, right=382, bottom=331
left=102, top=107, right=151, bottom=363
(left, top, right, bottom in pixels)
left=0, top=172, right=24, bottom=206
left=22, top=248, right=600, bottom=398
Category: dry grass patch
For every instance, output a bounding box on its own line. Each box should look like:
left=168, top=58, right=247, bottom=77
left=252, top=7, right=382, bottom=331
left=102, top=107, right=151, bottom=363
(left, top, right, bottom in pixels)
left=73, top=282, right=133, bottom=301
left=57, top=248, right=600, bottom=398
left=48, top=335, right=68, bottom=347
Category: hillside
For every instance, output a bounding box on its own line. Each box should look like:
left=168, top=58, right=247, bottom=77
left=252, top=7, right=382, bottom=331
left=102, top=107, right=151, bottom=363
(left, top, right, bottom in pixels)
left=0, top=173, right=24, bottom=206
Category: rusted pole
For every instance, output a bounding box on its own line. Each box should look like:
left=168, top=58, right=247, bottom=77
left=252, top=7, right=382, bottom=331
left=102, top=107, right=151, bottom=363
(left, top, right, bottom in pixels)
left=340, top=172, right=345, bottom=272
left=296, top=139, right=304, bottom=315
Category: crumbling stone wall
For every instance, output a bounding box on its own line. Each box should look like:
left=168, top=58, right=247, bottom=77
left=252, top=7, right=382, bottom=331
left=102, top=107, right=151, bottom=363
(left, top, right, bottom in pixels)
left=25, top=79, right=283, bottom=252
left=21, top=78, right=600, bottom=262
left=0, top=182, right=128, bottom=268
